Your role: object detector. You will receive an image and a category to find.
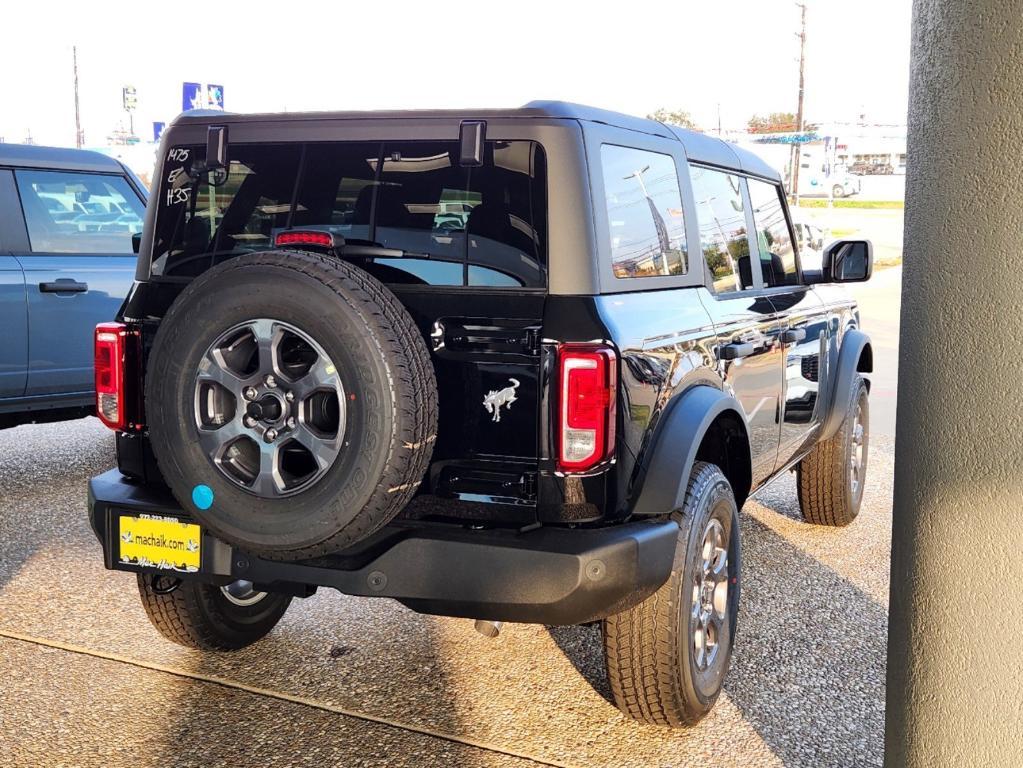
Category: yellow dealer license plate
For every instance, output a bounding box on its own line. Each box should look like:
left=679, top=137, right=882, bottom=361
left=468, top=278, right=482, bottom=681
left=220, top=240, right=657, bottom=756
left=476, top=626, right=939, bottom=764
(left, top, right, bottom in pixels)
left=118, top=514, right=201, bottom=572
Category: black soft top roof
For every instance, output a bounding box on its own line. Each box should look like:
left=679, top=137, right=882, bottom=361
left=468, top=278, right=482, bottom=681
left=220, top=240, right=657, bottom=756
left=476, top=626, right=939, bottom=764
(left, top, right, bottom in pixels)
left=0, top=143, right=125, bottom=174
left=171, top=101, right=779, bottom=182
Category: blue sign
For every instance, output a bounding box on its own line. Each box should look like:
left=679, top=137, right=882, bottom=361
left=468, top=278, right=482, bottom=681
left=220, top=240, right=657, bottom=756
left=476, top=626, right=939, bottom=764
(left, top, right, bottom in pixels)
left=153, top=122, right=166, bottom=142
left=182, top=82, right=204, bottom=112
left=206, top=84, right=225, bottom=110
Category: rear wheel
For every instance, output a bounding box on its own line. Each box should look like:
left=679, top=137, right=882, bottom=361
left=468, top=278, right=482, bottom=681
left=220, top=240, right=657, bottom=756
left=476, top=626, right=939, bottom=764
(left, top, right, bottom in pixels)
left=137, top=574, right=292, bottom=651
left=832, top=184, right=846, bottom=198
left=797, top=376, right=869, bottom=526
left=602, top=462, right=741, bottom=726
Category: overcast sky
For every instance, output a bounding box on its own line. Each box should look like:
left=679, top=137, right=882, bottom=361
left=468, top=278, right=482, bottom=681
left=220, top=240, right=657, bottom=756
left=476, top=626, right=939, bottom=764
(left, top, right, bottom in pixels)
left=0, top=0, right=911, bottom=148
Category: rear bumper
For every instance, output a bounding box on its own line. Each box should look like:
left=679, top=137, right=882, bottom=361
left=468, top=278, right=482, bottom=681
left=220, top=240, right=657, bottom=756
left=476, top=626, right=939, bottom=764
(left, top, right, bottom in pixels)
left=88, top=469, right=678, bottom=625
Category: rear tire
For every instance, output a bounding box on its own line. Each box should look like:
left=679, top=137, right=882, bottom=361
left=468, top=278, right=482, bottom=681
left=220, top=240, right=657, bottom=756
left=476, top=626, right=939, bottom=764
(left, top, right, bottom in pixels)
left=137, top=575, right=292, bottom=651
left=146, top=250, right=438, bottom=559
left=602, top=462, right=741, bottom=726
left=797, top=376, right=869, bottom=526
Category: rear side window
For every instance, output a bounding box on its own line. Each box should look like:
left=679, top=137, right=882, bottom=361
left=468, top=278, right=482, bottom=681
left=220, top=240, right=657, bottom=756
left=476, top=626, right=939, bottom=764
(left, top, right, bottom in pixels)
left=600, top=145, right=687, bottom=279
left=747, top=178, right=798, bottom=287
left=152, top=140, right=547, bottom=288
left=15, top=169, right=144, bottom=254
left=689, top=165, right=754, bottom=293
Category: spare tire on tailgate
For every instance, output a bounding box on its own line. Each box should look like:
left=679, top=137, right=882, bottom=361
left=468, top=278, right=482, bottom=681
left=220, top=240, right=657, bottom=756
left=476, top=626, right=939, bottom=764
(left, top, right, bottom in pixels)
left=147, top=250, right=438, bottom=560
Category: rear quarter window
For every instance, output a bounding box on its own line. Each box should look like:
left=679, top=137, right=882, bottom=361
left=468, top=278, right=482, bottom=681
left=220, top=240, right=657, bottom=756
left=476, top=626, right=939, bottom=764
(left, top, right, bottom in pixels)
left=600, top=144, right=687, bottom=279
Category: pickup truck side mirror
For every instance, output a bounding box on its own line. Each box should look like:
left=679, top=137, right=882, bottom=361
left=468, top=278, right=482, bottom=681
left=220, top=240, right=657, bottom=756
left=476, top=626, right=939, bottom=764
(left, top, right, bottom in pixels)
left=823, top=238, right=872, bottom=283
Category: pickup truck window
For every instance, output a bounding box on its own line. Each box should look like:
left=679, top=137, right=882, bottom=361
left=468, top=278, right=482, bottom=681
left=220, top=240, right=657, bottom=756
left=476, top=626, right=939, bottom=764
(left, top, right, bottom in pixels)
left=15, top=170, right=144, bottom=254
left=600, top=144, right=687, bottom=279
left=747, top=178, right=799, bottom=287
left=689, top=165, right=754, bottom=293
left=151, top=140, right=547, bottom=288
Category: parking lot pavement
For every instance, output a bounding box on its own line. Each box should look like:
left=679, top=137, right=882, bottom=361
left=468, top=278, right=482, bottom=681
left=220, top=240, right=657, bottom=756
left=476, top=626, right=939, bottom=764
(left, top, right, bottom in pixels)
left=0, top=411, right=893, bottom=768
left=850, top=266, right=902, bottom=438
left=797, top=206, right=905, bottom=268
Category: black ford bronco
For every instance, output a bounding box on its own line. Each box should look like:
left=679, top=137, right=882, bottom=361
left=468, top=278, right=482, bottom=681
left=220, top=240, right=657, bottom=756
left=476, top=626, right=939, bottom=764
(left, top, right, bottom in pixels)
left=88, top=102, right=873, bottom=727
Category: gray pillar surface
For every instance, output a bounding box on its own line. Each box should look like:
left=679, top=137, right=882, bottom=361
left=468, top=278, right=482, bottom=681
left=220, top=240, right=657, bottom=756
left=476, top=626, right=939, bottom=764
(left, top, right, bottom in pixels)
left=887, top=1, right=1023, bottom=765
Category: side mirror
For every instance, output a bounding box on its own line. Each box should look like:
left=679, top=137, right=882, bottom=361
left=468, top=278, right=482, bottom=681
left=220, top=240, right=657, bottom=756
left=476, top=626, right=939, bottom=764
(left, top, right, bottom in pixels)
left=131, top=231, right=142, bottom=255
left=823, top=239, right=872, bottom=282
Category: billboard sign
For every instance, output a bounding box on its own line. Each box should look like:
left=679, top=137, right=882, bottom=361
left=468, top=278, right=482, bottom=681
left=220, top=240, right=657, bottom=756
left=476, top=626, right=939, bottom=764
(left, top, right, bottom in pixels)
left=206, top=84, right=225, bottom=110
left=182, top=82, right=204, bottom=112
left=122, top=86, right=137, bottom=112
left=182, top=82, right=225, bottom=112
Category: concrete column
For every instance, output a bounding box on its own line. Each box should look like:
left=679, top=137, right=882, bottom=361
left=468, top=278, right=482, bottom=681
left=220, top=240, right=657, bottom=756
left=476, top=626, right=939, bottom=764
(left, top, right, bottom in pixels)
left=887, top=1, right=1023, bottom=766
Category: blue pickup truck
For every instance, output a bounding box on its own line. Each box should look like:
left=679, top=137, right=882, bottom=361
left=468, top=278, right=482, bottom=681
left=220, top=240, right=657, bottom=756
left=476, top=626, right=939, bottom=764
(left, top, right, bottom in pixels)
left=0, top=144, right=147, bottom=428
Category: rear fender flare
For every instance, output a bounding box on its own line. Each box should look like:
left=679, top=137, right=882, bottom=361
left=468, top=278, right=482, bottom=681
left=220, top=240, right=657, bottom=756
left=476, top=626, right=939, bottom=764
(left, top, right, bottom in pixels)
left=630, top=385, right=752, bottom=516
left=820, top=328, right=872, bottom=441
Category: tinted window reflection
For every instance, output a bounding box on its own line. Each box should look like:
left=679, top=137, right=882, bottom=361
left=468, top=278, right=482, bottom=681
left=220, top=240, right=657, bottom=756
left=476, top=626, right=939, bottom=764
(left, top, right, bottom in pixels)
left=153, top=140, right=547, bottom=288
left=601, top=144, right=687, bottom=279
left=689, top=165, right=753, bottom=292
left=16, top=169, right=145, bottom=254
left=748, top=178, right=799, bottom=287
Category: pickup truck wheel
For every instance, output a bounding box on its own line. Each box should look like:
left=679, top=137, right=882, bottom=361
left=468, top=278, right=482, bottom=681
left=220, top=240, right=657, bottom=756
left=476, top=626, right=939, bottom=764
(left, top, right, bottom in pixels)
left=146, top=250, right=438, bottom=559
left=797, top=376, right=869, bottom=526
left=602, top=462, right=741, bottom=726
left=136, top=575, right=292, bottom=651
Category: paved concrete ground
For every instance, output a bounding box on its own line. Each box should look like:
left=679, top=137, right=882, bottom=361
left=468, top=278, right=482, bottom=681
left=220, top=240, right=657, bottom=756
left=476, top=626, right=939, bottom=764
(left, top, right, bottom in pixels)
left=0, top=270, right=901, bottom=767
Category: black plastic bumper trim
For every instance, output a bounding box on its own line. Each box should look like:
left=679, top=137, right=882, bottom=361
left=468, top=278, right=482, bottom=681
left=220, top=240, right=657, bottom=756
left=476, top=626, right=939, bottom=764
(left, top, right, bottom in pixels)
left=88, top=469, right=678, bottom=625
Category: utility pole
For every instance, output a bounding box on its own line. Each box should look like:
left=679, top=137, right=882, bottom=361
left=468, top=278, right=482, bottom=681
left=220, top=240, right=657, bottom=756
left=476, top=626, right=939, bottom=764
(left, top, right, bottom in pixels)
left=791, top=2, right=807, bottom=205
left=717, top=103, right=722, bottom=137
left=73, top=46, right=83, bottom=148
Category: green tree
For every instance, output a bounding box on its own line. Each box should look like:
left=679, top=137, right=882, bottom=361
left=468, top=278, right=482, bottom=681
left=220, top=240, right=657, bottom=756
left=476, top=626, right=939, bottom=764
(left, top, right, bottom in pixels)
left=747, top=112, right=819, bottom=134
left=647, top=108, right=698, bottom=130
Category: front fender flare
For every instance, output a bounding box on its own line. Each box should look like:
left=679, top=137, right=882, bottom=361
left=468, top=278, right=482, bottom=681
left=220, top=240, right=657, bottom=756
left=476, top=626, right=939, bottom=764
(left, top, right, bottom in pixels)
left=820, top=328, right=872, bottom=441
left=630, top=385, right=751, bottom=516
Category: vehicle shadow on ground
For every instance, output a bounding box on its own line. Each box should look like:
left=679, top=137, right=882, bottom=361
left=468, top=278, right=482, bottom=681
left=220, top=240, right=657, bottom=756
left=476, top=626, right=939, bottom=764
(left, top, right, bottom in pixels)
left=547, top=623, right=613, bottom=704
left=548, top=513, right=887, bottom=768
left=0, top=419, right=115, bottom=595
left=144, top=602, right=516, bottom=767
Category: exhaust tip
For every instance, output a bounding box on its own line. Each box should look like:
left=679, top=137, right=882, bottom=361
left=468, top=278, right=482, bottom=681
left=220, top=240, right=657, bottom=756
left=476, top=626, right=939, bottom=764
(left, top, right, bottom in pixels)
left=474, top=619, right=503, bottom=639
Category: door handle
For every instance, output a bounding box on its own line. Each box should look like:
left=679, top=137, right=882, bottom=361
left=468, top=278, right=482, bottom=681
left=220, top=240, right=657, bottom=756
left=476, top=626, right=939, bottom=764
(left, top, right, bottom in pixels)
left=719, top=341, right=755, bottom=360
left=39, top=280, right=88, bottom=294
left=781, top=328, right=806, bottom=344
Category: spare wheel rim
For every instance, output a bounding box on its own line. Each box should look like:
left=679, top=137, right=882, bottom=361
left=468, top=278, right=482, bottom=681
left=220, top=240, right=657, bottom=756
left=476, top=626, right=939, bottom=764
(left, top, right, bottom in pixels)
left=193, top=318, right=346, bottom=499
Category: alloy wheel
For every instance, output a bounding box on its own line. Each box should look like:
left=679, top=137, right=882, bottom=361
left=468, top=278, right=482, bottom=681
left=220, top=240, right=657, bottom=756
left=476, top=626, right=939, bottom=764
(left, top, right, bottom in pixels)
left=220, top=580, right=268, bottom=607
left=850, top=400, right=866, bottom=498
left=194, top=319, right=345, bottom=498
left=690, top=517, right=730, bottom=671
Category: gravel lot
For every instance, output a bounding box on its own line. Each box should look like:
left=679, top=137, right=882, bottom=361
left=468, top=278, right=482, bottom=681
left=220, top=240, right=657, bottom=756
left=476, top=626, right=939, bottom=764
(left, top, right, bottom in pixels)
left=0, top=411, right=894, bottom=767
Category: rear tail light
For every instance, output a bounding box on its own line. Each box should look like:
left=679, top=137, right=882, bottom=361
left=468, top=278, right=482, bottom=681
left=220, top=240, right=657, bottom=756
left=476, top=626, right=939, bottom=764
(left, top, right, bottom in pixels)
left=95, top=322, right=129, bottom=430
left=274, top=230, right=335, bottom=248
left=557, top=344, right=617, bottom=473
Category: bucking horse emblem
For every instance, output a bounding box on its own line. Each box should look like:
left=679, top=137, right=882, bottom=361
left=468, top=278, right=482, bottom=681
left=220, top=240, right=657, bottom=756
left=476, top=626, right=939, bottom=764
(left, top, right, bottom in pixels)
left=483, top=378, right=520, bottom=423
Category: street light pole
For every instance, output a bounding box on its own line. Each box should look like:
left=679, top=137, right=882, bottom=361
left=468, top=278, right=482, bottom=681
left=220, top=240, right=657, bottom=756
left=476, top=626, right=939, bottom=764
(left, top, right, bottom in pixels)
left=73, top=46, right=82, bottom=148
left=624, top=165, right=672, bottom=276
